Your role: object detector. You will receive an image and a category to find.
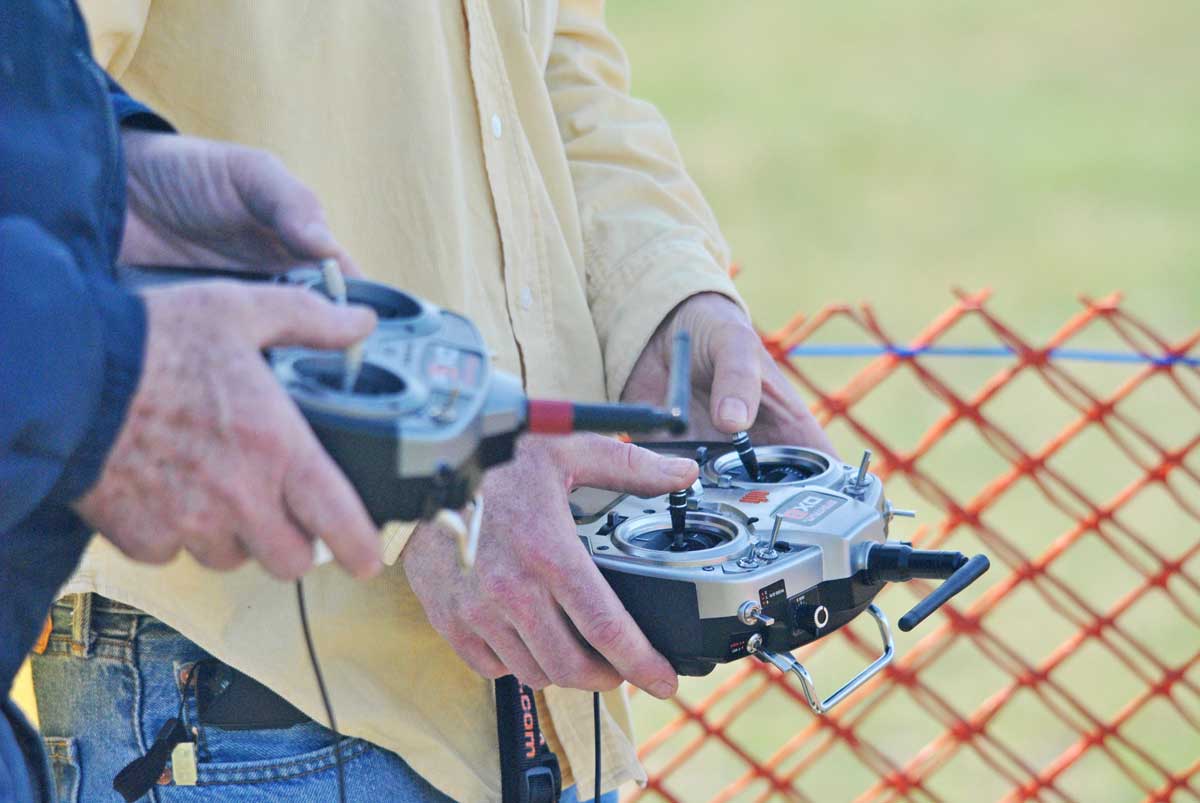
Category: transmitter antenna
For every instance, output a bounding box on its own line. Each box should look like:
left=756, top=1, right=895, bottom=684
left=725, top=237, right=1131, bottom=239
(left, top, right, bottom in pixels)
left=526, top=331, right=691, bottom=436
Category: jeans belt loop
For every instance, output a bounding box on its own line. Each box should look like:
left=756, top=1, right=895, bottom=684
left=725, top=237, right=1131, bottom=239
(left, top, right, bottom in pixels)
left=69, top=592, right=94, bottom=658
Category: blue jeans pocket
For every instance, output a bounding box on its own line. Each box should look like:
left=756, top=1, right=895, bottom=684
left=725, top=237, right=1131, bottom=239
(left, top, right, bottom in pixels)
left=42, top=736, right=80, bottom=803
left=188, top=727, right=370, bottom=784
left=162, top=726, right=387, bottom=803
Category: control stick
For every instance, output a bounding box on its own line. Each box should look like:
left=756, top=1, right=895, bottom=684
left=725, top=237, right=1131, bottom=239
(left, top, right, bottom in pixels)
left=731, top=431, right=760, bottom=480
left=668, top=489, right=689, bottom=551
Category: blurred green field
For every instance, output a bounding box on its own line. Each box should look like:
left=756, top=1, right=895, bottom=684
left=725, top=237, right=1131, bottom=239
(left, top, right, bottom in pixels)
left=609, top=2, right=1200, bottom=801
left=610, top=0, right=1200, bottom=338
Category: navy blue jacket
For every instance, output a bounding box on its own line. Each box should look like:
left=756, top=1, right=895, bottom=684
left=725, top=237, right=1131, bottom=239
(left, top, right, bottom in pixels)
left=0, top=2, right=167, bottom=697
left=2, top=3, right=168, bottom=797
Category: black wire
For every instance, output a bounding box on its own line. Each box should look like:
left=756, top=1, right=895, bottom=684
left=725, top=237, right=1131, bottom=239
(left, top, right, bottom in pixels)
left=593, top=691, right=601, bottom=803
left=296, top=579, right=347, bottom=803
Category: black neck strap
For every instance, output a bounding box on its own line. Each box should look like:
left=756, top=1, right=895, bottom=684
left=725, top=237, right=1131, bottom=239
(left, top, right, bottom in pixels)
left=495, top=675, right=562, bottom=803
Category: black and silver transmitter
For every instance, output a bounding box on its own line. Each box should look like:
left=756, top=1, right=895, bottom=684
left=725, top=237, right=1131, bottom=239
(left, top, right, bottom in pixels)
left=573, top=442, right=989, bottom=713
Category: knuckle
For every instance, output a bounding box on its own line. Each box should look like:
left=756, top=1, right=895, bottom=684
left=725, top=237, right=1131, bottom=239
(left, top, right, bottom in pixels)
left=537, top=558, right=575, bottom=588
left=478, top=571, right=520, bottom=603
left=617, top=441, right=643, bottom=475
left=460, top=597, right=499, bottom=628
left=587, top=616, right=628, bottom=653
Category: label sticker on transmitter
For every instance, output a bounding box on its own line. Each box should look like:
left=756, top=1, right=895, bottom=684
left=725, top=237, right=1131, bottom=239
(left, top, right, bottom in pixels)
left=759, top=579, right=787, bottom=611
left=778, top=491, right=846, bottom=527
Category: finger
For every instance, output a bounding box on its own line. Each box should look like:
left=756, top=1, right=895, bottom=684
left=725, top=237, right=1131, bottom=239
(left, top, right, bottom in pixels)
left=563, top=435, right=698, bottom=496
left=282, top=435, right=382, bottom=579
left=549, top=552, right=678, bottom=698
left=326, top=246, right=365, bottom=279
left=473, top=621, right=550, bottom=690
left=238, top=503, right=316, bottom=581
left=227, top=147, right=348, bottom=264
left=707, top=323, right=764, bottom=433
left=446, top=632, right=508, bottom=680
left=510, top=602, right=622, bottom=692
left=184, top=532, right=251, bottom=572
left=244, top=285, right=376, bottom=349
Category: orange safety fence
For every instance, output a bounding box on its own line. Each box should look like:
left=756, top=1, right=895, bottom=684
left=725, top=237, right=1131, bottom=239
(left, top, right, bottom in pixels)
left=627, top=290, right=1199, bottom=803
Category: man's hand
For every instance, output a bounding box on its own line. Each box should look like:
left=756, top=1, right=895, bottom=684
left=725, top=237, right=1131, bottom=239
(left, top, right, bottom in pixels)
left=403, top=435, right=699, bottom=698
left=74, top=281, right=382, bottom=581
left=118, top=130, right=359, bottom=275
left=623, top=293, right=835, bottom=452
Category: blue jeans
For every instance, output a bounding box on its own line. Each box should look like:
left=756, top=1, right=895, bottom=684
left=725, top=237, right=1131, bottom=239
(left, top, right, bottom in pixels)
left=31, top=595, right=617, bottom=802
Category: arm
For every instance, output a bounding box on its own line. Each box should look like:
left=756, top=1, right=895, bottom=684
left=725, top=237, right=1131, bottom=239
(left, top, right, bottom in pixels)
left=546, top=0, right=744, bottom=402
left=547, top=2, right=833, bottom=450
left=0, top=218, right=146, bottom=532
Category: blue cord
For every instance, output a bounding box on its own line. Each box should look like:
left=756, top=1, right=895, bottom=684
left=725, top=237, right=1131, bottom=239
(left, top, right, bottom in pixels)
left=786, top=344, right=1199, bottom=368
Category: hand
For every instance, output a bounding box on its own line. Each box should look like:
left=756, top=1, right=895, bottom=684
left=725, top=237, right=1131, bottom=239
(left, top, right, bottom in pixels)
left=623, top=293, right=835, bottom=452
left=74, top=281, right=382, bottom=581
left=403, top=434, right=699, bottom=697
left=118, top=130, right=360, bottom=275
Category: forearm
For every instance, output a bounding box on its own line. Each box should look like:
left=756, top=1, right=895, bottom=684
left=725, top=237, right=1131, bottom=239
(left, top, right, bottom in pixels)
left=0, top=217, right=146, bottom=531
left=548, top=0, right=744, bottom=399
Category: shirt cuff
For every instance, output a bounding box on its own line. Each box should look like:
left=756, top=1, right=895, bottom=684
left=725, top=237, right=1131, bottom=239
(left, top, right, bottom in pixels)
left=106, top=75, right=173, bottom=133
left=381, top=520, right=419, bottom=566
left=589, top=239, right=746, bottom=402
left=47, top=279, right=147, bottom=505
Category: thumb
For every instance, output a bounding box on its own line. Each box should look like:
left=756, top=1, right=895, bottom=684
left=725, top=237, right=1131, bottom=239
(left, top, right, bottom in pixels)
left=245, top=285, right=377, bottom=349
left=706, top=323, right=764, bottom=434
left=227, top=145, right=364, bottom=277
left=564, top=435, right=698, bottom=497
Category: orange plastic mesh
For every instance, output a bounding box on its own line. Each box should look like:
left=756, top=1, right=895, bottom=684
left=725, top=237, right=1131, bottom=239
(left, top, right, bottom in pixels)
left=627, top=290, right=1199, bottom=803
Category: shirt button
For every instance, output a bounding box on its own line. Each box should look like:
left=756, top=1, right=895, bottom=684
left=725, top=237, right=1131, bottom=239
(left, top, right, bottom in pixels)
left=519, top=286, right=533, bottom=310
left=490, top=113, right=503, bottom=139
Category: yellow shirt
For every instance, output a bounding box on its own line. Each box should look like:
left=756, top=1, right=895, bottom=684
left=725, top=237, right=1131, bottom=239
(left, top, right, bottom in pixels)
left=71, top=2, right=740, bottom=800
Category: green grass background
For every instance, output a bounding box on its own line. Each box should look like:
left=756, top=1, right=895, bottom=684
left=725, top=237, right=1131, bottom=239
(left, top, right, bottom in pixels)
left=608, top=2, right=1200, bottom=801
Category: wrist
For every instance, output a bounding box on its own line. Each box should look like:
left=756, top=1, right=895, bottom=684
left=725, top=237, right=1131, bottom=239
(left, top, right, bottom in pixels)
left=661, top=291, right=748, bottom=333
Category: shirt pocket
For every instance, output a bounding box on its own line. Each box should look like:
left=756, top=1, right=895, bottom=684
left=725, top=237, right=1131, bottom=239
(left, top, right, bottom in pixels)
left=43, top=736, right=81, bottom=803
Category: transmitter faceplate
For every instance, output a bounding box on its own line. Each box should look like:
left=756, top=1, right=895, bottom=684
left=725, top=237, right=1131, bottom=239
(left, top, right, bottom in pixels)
left=574, top=442, right=989, bottom=714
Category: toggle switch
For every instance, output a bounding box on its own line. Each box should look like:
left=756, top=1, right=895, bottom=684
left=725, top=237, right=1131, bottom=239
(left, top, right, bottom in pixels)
left=844, top=449, right=873, bottom=499
left=755, top=515, right=784, bottom=561
left=738, top=601, right=776, bottom=628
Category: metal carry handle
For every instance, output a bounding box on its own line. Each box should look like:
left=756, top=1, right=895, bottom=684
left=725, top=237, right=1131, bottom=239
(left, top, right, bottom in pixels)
left=750, top=603, right=895, bottom=714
